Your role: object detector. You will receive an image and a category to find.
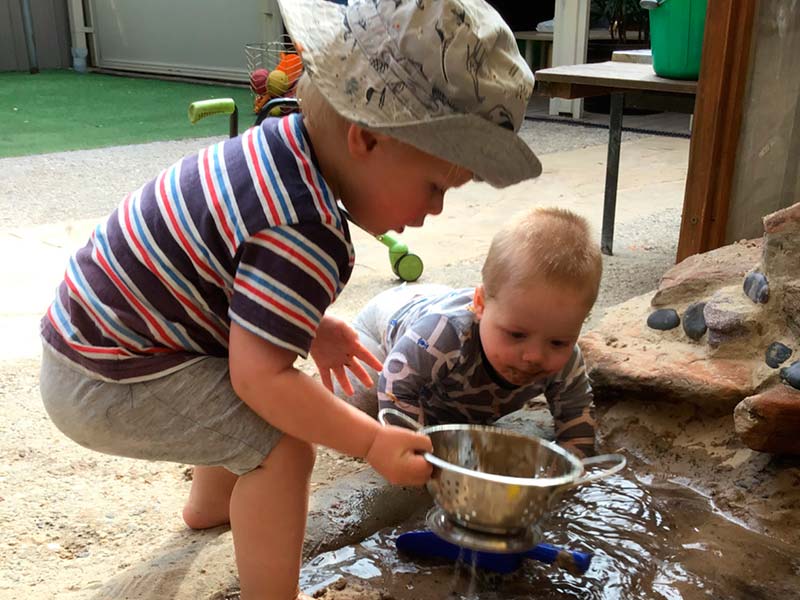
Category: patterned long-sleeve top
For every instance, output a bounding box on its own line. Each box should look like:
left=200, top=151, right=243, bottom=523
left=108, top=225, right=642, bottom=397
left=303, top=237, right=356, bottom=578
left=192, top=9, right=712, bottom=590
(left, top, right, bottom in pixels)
left=41, top=113, right=354, bottom=382
left=378, top=288, right=596, bottom=456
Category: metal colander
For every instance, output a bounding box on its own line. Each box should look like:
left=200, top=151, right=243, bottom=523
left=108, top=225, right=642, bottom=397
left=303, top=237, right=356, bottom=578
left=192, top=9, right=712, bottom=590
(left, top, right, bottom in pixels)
left=379, top=408, right=626, bottom=536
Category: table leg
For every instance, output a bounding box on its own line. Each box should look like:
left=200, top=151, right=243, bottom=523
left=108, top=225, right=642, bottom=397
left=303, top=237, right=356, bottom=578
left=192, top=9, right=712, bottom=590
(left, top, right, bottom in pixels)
left=524, top=40, right=534, bottom=69
left=601, top=92, right=624, bottom=255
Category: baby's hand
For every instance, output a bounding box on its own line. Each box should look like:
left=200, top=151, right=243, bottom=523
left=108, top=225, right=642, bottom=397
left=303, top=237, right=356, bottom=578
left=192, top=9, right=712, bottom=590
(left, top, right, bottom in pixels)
left=365, top=425, right=433, bottom=486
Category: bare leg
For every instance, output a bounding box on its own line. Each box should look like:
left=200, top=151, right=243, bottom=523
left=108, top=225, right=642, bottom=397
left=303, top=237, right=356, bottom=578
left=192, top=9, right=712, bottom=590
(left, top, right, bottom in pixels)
left=182, top=465, right=238, bottom=529
left=230, top=435, right=315, bottom=600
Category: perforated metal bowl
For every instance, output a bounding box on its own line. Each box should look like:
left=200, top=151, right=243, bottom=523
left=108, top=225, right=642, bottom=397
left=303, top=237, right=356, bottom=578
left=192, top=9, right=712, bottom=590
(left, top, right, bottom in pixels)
left=379, top=408, right=626, bottom=535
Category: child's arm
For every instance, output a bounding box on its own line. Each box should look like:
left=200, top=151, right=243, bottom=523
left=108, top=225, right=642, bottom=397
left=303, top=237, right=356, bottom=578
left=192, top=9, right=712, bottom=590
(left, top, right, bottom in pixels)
left=545, top=345, right=597, bottom=458
left=229, top=322, right=432, bottom=485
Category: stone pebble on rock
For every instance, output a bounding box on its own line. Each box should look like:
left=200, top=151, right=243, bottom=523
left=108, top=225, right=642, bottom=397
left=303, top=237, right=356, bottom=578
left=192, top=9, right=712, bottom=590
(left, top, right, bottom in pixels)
left=647, top=308, right=680, bottom=331
left=779, top=360, right=800, bottom=390
left=766, top=342, right=793, bottom=369
left=743, top=271, right=769, bottom=304
left=682, top=302, right=707, bottom=340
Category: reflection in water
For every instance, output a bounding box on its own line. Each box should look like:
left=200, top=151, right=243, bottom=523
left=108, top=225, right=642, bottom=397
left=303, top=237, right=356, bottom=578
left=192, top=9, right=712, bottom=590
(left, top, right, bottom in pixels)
left=300, top=474, right=800, bottom=599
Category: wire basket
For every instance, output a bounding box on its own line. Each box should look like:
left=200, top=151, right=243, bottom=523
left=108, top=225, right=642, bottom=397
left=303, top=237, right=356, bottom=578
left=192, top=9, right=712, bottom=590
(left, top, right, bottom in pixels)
left=245, top=36, right=304, bottom=114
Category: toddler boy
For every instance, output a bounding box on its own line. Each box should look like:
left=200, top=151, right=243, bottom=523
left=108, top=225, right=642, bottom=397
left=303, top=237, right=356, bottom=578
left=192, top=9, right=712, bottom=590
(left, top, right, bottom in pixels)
left=38, top=0, right=541, bottom=598
left=338, top=208, right=601, bottom=457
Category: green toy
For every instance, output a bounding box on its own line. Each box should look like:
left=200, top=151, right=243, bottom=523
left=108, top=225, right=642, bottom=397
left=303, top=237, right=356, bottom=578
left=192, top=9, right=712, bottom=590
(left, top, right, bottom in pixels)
left=378, top=233, right=424, bottom=282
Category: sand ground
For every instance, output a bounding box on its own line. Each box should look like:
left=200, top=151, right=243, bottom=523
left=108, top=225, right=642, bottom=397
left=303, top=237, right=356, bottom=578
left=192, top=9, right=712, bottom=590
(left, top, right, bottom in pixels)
left=0, top=119, right=691, bottom=598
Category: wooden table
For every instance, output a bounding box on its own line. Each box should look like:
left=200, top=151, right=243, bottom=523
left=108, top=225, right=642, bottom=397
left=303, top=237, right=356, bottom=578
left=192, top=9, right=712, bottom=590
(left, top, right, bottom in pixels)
left=533, top=61, right=697, bottom=255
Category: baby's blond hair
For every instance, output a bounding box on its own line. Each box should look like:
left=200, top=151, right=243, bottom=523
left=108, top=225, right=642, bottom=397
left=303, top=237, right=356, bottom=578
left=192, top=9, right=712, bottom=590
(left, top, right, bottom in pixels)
left=481, top=207, right=602, bottom=306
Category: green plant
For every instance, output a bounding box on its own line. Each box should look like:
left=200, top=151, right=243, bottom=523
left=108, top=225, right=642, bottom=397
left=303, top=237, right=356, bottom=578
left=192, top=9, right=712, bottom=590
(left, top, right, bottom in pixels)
left=592, top=0, right=650, bottom=42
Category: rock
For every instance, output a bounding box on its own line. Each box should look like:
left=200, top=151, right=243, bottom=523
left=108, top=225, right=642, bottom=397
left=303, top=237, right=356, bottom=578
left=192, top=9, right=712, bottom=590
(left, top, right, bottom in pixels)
left=765, top=342, right=792, bottom=369
left=779, top=281, right=800, bottom=339
left=743, top=271, right=769, bottom=304
left=734, top=385, right=800, bottom=454
left=763, top=204, right=800, bottom=280
left=702, top=287, right=762, bottom=348
left=682, top=302, right=707, bottom=340
left=651, top=239, right=761, bottom=308
left=763, top=203, right=800, bottom=234
left=779, top=361, right=800, bottom=390
left=647, top=308, right=680, bottom=331
left=580, top=295, right=758, bottom=415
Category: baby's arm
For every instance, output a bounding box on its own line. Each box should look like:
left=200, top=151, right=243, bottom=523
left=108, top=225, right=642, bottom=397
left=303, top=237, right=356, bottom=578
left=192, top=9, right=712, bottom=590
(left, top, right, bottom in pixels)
left=545, top=345, right=597, bottom=458
left=229, top=322, right=432, bottom=485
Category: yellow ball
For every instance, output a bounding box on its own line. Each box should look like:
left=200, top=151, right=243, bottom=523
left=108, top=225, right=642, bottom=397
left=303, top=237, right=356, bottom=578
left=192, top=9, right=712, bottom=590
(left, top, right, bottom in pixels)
left=267, top=70, right=290, bottom=97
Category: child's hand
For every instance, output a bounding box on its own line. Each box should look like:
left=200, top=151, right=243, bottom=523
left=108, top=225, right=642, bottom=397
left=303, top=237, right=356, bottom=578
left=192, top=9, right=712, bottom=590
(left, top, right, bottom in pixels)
left=365, top=425, right=433, bottom=486
left=310, top=315, right=383, bottom=394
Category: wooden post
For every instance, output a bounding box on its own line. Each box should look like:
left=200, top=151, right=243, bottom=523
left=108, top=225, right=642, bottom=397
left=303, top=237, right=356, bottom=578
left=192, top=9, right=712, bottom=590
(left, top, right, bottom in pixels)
left=676, top=0, right=757, bottom=262
left=550, top=0, right=590, bottom=118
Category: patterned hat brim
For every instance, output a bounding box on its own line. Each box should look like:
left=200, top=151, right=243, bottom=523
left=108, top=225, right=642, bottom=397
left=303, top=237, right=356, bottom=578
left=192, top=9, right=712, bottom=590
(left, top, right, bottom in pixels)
left=375, top=115, right=542, bottom=187
left=277, top=0, right=542, bottom=187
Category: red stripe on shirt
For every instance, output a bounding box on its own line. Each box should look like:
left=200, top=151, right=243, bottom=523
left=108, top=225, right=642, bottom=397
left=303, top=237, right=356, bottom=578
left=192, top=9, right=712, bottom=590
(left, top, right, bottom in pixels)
left=236, top=277, right=315, bottom=331
left=246, top=130, right=282, bottom=224
left=281, top=117, right=332, bottom=225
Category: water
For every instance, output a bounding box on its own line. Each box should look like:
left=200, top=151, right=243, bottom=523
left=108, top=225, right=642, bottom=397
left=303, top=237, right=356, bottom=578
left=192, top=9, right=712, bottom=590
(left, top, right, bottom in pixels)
left=299, top=474, right=800, bottom=599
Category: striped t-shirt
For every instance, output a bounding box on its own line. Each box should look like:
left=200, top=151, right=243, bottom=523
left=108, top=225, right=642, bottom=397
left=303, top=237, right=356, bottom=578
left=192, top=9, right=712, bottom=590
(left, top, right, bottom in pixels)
left=378, top=288, right=596, bottom=456
left=41, top=113, right=354, bottom=382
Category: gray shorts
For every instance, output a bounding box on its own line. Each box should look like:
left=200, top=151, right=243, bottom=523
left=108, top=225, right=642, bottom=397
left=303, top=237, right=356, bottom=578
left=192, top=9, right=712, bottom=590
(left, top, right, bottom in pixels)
left=39, top=346, right=283, bottom=475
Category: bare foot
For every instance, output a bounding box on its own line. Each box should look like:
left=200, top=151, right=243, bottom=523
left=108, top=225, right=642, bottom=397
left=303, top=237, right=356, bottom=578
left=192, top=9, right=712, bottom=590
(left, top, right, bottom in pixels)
left=181, top=502, right=230, bottom=530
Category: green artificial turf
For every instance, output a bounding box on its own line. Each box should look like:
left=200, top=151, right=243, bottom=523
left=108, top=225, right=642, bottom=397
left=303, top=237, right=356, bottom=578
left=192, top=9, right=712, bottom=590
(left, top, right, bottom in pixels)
left=0, top=70, right=254, bottom=158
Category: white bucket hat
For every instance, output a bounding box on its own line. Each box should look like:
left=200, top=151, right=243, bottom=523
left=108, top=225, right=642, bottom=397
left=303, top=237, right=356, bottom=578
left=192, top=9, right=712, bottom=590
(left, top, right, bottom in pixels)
left=276, top=0, right=542, bottom=187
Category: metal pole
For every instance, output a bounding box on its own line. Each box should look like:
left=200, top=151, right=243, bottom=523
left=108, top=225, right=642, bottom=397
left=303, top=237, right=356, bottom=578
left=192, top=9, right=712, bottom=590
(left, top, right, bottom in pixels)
left=601, top=92, right=625, bottom=255
left=19, top=0, right=39, bottom=74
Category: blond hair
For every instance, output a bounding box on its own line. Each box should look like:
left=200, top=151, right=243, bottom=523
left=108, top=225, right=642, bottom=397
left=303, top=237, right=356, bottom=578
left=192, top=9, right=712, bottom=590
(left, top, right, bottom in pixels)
left=295, top=73, right=349, bottom=136
left=481, top=207, right=602, bottom=306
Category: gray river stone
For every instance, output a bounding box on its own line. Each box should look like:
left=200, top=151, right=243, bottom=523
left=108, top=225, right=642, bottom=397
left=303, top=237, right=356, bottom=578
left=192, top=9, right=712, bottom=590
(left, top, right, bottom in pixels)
left=647, top=308, right=680, bottom=331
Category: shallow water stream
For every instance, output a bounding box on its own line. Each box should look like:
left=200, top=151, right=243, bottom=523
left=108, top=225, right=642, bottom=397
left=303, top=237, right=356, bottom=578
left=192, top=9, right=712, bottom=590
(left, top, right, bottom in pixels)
left=300, top=474, right=800, bottom=599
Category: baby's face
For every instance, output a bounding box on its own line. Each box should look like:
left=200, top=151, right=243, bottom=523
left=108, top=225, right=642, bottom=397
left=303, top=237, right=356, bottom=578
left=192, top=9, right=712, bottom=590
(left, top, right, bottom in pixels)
left=340, top=135, right=471, bottom=235
left=474, top=282, right=590, bottom=387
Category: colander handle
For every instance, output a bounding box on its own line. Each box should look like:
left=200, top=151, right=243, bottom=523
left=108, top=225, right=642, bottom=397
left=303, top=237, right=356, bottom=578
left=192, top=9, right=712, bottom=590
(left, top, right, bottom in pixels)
left=568, top=453, right=627, bottom=488
left=378, top=408, right=423, bottom=431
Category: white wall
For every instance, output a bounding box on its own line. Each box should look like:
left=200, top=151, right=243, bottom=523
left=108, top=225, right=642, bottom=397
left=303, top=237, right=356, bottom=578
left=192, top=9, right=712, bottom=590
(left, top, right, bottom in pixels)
left=89, top=0, right=283, bottom=82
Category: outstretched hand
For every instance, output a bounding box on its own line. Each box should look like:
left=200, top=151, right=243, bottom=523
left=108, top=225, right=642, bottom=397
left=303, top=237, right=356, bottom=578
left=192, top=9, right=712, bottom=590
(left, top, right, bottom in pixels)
left=310, top=315, right=383, bottom=395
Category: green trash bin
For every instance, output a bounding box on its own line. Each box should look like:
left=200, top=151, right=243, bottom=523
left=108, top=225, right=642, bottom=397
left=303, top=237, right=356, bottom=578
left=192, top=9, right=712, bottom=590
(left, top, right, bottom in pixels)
left=641, top=0, right=708, bottom=80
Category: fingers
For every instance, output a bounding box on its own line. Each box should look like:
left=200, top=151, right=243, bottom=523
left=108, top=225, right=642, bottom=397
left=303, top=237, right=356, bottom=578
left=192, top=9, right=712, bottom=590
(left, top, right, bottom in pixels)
left=353, top=341, right=383, bottom=372
left=348, top=360, right=374, bottom=389
left=333, top=366, right=354, bottom=396
left=407, top=430, right=433, bottom=454
left=404, top=454, right=433, bottom=485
